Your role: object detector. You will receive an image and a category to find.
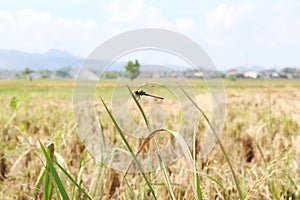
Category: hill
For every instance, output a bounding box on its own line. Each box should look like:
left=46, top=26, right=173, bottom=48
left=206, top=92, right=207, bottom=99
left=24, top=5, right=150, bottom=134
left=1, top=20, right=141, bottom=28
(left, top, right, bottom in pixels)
left=0, top=49, right=84, bottom=70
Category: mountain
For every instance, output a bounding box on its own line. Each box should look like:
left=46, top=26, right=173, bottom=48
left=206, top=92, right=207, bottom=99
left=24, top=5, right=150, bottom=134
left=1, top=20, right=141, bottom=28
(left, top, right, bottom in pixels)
left=0, top=49, right=84, bottom=70
left=45, top=49, right=75, bottom=57
left=0, top=48, right=216, bottom=72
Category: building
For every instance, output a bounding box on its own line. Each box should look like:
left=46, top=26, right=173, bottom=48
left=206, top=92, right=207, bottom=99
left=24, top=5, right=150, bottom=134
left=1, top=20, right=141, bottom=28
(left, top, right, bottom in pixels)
left=244, top=71, right=258, bottom=79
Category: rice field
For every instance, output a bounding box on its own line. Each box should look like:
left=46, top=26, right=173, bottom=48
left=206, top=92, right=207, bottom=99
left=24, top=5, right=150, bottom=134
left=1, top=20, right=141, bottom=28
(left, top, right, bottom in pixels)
left=0, top=79, right=299, bottom=199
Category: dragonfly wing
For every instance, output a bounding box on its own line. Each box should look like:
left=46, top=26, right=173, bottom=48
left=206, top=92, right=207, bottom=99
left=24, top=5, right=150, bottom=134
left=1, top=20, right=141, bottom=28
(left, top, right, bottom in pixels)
left=136, top=82, right=165, bottom=100
left=136, top=82, right=155, bottom=93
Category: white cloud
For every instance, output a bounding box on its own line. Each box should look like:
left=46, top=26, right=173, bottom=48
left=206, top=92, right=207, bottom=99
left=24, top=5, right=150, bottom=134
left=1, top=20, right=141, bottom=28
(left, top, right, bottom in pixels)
left=202, top=3, right=259, bottom=47
left=201, top=1, right=300, bottom=68
left=176, top=18, right=196, bottom=32
left=0, top=10, right=12, bottom=20
left=0, top=3, right=199, bottom=57
left=106, top=0, right=171, bottom=29
left=105, top=0, right=197, bottom=34
left=203, top=1, right=300, bottom=48
left=0, top=9, right=103, bottom=56
left=253, top=1, right=300, bottom=47
left=205, top=3, right=254, bottom=32
left=0, top=4, right=200, bottom=56
left=205, top=4, right=236, bottom=31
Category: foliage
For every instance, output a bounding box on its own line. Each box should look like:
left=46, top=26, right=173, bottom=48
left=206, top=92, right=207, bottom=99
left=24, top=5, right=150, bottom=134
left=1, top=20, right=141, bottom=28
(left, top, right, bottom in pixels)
left=125, top=60, right=140, bottom=80
left=22, top=67, right=34, bottom=75
left=229, top=75, right=237, bottom=81
left=16, top=67, right=34, bottom=80
left=40, top=71, right=49, bottom=79
left=10, top=96, right=20, bottom=109
left=103, top=70, right=123, bottom=79
left=55, top=66, right=72, bottom=78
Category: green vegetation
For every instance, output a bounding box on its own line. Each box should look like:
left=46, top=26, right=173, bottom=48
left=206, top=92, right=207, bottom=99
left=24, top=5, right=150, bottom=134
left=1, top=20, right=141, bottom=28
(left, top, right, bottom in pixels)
left=15, top=67, right=34, bottom=80
left=125, top=60, right=140, bottom=80
left=0, top=79, right=299, bottom=199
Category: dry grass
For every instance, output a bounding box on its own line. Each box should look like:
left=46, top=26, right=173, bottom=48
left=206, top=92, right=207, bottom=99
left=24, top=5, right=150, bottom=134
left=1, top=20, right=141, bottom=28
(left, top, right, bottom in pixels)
left=0, top=79, right=299, bottom=199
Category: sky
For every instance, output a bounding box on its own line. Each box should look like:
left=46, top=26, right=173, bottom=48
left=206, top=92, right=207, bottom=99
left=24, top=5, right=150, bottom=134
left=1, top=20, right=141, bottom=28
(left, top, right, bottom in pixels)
left=1, top=0, right=300, bottom=70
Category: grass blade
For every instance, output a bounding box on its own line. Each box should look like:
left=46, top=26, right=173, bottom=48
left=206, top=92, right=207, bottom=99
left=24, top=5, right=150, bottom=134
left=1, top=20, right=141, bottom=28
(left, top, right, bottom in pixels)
left=127, top=86, right=150, bottom=126
left=127, top=86, right=176, bottom=200
left=89, top=163, right=104, bottom=197
left=31, top=167, right=46, bottom=199
left=55, top=160, right=93, bottom=200
left=166, top=128, right=201, bottom=200
left=43, top=142, right=54, bottom=200
left=101, top=97, right=157, bottom=200
left=206, top=175, right=230, bottom=198
left=38, top=140, right=70, bottom=200
left=123, top=174, right=136, bottom=200
left=178, top=83, right=244, bottom=200
left=193, top=124, right=203, bottom=200
left=125, top=128, right=202, bottom=200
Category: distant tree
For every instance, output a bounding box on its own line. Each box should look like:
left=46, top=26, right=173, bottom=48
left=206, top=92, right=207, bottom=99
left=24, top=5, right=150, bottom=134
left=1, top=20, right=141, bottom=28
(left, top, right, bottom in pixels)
left=228, top=75, right=237, bottom=81
left=125, top=60, right=140, bottom=80
left=15, top=73, right=21, bottom=79
left=55, top=67, right=71, bottom=78
left=282, top=67, right=299, bottom=74
left=22, top=67, right=33, bottom=75
left=22, top=67, right=34, bottom=80
left=40, top=71, right=48, bottom=79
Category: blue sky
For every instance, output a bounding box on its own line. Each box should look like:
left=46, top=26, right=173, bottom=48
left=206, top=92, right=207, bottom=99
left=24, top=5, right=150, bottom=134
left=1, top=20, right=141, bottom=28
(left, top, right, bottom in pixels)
left=1, top=0, right=300, bottom=69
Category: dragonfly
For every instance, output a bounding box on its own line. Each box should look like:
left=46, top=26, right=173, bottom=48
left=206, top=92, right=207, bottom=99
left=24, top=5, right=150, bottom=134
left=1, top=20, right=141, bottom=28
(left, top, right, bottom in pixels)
left=134, top=90, right=164, bottom=100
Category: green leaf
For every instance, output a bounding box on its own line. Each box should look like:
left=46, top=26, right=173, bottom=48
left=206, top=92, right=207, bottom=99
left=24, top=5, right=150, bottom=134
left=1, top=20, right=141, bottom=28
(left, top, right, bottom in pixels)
left=38, top=140, right=70, bottom=200
left=10, top=96, right=20, bottom=109
left=55, top=161, right=93, bottom=200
